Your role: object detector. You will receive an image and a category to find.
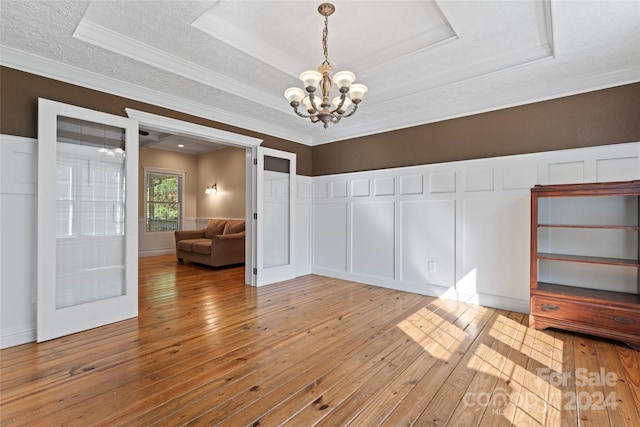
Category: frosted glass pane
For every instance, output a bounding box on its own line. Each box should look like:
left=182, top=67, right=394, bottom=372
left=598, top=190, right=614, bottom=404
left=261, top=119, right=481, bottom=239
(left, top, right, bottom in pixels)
left=55, top=119, right=127, bottom=309
left=263, top=158, right=290, bottom=268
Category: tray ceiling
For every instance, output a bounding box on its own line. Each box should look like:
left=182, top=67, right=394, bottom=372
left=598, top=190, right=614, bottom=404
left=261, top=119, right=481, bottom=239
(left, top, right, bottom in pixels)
left=1, top=1, right=638, bottom=146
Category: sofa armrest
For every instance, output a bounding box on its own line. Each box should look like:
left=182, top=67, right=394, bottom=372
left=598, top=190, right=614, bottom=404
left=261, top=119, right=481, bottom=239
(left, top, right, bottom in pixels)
left=174, top=229, right=205, bottom=242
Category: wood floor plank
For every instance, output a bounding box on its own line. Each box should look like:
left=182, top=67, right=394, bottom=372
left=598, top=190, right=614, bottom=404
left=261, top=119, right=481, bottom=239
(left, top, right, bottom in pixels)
left=501, top=316, right=543, bottom=426
left=1, top=254, right=638, bottom=427
left=593, top=339, right=640, bottom=426
left=573, top=334, right=610, bottom=426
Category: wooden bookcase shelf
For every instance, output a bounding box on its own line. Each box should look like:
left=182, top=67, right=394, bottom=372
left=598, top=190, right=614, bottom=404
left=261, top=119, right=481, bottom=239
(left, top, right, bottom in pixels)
left=530, top=180, right=640, bottom=350
left=537, top=253, right=639, bottom=267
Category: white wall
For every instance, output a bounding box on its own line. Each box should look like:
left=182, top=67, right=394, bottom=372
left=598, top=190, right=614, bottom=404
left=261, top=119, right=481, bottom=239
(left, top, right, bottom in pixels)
left=2, top=134, right=637, bottom=348
left=1, top=136, right=38, bottom=347
left=311, top=142, right=640, bottom=313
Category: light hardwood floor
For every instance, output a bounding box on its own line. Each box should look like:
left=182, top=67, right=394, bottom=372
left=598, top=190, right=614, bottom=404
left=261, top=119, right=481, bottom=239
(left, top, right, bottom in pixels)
left=1, top=255, right=639, bottom=426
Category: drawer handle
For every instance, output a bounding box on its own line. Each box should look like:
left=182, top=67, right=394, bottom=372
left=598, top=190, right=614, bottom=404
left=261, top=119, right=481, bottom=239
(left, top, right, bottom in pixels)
left=610, top=315, right=635, bottom=324
left=541, top=303, right=560, bottom=312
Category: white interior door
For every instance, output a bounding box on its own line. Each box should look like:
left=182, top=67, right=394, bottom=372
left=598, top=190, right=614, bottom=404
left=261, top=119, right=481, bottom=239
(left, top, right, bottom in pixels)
left=37, top=98, right=138, bottom=342
left=256, top=147, right=296, bottom=286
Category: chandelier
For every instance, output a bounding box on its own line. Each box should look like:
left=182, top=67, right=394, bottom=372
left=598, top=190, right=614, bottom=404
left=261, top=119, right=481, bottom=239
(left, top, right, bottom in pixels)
left=284, top=3, right=368, bottom=128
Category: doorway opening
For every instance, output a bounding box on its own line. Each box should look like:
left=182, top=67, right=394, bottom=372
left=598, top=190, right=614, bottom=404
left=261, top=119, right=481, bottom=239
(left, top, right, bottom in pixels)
left=126, top=108, right=262, bottom=286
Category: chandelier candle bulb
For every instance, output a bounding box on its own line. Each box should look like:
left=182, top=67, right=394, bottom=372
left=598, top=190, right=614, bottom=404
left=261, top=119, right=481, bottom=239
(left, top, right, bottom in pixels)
left=284, top=87, right=305, bottom=103
left=349, top=84, right=368, bottom=102
left=333, top=71, right=356, bottom=89
left=284, top=3, right=367, bottom=128
left=299, top=71, right=323, bottom=90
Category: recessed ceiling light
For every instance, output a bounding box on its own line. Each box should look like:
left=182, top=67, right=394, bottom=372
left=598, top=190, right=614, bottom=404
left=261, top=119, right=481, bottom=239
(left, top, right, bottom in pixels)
left=178, top=144, right=184, bottom=148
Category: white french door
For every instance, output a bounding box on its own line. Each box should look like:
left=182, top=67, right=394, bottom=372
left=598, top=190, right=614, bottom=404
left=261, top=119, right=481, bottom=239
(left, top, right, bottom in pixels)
left=37, top=98, right=138, bottom=342
left=255, top=147, right=296, bottom=286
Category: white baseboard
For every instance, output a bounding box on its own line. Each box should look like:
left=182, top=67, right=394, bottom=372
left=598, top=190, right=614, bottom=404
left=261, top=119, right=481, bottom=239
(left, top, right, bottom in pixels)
left=311, top=267, right=530, bottom=314
left=1, top=327, right=36, bottom=349
left=139, top=249, right=176, bottom=258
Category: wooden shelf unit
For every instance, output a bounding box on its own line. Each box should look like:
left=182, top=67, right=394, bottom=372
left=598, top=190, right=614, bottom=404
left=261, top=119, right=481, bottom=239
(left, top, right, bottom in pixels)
left=530, top=180, right=640, bottom=350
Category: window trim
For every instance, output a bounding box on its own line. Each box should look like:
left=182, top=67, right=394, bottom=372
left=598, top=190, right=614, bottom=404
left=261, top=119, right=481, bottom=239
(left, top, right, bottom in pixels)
left=143, top=167, right=185, bottom=233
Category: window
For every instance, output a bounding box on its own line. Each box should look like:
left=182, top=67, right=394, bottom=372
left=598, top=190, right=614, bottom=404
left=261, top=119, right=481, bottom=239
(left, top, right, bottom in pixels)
left=145, top=169, right=183, bottom=232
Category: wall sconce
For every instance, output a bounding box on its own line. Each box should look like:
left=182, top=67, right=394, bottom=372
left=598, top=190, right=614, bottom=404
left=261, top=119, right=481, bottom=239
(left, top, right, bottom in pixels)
left=205, top=183, right=217, bottom=195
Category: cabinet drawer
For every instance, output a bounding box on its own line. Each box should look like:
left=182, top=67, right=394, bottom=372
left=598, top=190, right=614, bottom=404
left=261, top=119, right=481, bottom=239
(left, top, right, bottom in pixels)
left=531, top=296, right=640, bottom=334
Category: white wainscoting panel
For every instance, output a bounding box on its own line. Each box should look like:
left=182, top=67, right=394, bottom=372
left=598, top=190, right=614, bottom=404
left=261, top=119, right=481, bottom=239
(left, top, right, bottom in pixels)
left=400, top=199, right=455, bottom=287
left=1, top=138, right=37, bottom=195
left=1, top=136, right=38, bottom=348
left=311, top=142, right=639, bottom=314
left=429, top=172, right=456, bottom=194
left=313, top=202, right=347, bottom=272
left=313, top=182, right=328, bottom=199
left=351, top=201, right=395, bottom=279
left=400, top=174, right=423, bottom=195
left=351, top=179, right=370, bottom=197
left=331, top=180, right=347, bottom=198
left=596, top=157, right=640, bottom=182
left=502, top=166, right=538, bottom=190
left=374, top=177, right=395, bottom=196
left=460, top=196, right=530, bottom=301
left=296, top=177, right=313, bottom=276
left=464, top=169, right=494, bottom=192
left=548, top=161, right=584, bottom=184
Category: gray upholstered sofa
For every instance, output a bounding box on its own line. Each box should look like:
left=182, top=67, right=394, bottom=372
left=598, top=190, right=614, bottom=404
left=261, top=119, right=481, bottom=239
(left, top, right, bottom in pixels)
left=174, top=219, right=245, bottom=267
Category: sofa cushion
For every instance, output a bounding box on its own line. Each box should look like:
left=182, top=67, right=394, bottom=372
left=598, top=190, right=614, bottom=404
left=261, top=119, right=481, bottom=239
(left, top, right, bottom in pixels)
left=217, top=231, right=245, bottom=240
left=177, top=238, right=210, bottom=252
left=191, top=240, right=212, bottom=255
left=223, top=219, right=245, bottom=235
left=204, top=219, right=227, bottom=238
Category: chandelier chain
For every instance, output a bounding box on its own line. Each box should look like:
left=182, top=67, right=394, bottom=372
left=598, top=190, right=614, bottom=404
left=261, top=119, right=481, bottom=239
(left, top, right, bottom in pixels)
left=322, top=15, right=330, bottom=66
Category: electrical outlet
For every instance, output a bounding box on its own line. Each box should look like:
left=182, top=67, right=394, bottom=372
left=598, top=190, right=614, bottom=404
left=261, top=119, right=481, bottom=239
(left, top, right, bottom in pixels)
left=428, top=261, right=436, bottom=272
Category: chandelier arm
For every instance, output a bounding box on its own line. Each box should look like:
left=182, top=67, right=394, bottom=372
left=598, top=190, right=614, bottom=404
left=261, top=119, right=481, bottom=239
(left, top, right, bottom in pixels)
left=292, top=104, right=313, bottom=119
left=329, top=93, right=348, bottom=114
left=309, top=94, right=321, bottom=113
left=340, top=103, right=359, bottom=118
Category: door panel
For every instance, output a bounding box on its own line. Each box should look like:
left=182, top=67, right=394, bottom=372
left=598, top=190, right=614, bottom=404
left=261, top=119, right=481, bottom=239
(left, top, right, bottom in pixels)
left=37, top=99, right=138, bottom=342
left=256, top=147, right=296, bottom=285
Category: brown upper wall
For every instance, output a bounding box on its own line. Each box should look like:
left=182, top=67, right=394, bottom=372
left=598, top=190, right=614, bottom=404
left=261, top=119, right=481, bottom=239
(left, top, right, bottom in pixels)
left=312, top=83, right=640, bottom=176
left=3, top=67, right=638, bottom=177
left=0, top=66, right=313, bottom=176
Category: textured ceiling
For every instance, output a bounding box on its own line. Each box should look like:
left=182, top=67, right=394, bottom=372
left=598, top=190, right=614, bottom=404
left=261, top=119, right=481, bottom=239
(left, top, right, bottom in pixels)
left=1, top=0, right=639, bottom=147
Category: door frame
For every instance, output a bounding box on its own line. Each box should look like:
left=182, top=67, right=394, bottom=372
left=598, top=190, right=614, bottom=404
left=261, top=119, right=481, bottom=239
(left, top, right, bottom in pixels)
left=125, top=109, right=263, bottom=285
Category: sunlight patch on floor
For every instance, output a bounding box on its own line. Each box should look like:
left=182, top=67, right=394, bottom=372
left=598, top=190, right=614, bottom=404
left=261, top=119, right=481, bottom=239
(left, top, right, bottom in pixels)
left=397, top=305, right=467, bottom=361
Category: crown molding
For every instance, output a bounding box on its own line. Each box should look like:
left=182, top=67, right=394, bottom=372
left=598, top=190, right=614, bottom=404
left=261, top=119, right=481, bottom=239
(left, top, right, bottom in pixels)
left=73, top=19, right=291, bottom=116
left=308, top=67, right=640, bottom=146
left=0, top=46, right=313, bottom=146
